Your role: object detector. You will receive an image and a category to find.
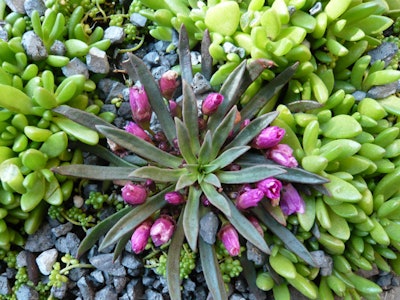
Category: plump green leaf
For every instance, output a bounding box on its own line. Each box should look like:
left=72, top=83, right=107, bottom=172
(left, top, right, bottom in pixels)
left=77, top=206, right=132, bottom=257
left=199, top=237, right=228, bottom=300
left=96, top=125, right=182, bottom=168
left=122, top=53, right=176, bottom=145
left=225, top=199, right=270, bottom=254
left=217, top=165, right=285, bottom=184
left=0, top=84, right=34, bottom=114
left=227, top=111, right=279, bottom=149
left=253, top=206, right=318, bottom=267
left=201, top=29, right=213, bottom=81
left=205, top=146, right=250, bottom=173
left=175, top=173, right=197, bottom=190
left=183, top=186, right=201, bottom=251
left=167, top=212, right=185, bottom=300
left=99, top=186, right=173, bottom=250
left=53, top=105, right=114, bottom=131
left=52, top=165, right=135, bottom=180
left=130, top=166, right=187, bottom=182
left=240, top=62, right=299, bottom=121
left=175, top=118, right=197, bottom=164
left=182, top=81, right=200, bottom=154
left=203, top=173, right=221, bottom=188
left=200, top=181, right=231, bottom=216
left=178, top=24, right=193, bottom=84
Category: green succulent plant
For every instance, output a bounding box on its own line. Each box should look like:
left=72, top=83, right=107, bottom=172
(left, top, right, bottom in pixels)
left=52, top=26, right=328, bottom=299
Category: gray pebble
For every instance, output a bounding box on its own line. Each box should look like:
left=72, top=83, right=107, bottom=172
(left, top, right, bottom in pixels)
left=152, top=65, right=169, bottom=80
left=62, top=57, right=90, bottom=79
left=143, top=51, right=160, bottom=66
left=0, top=27, right=8, bottom=41
left=121, top=252, right=143, bottom=270
left=113, top=276, right=127, bottom=293
left=0, top=276, right=11, bottom=295
left=377, top=273, right=393, bottom=289
left=50, top=40, right=66, bottom=56
left=51, top=222, right=73, bottom=238
left=6, top=0, right=25, bottom=13
left=246, top=241, right=266, bottom=266
left=50, top=282, right=67, bottom=299
left=95, top=286, right=118, bottom=300
left=199, top=211, right=219, bottom=244
left=310, top=250, right=333, bottom=276
left=36, top=248, right=58, bottom=275
left=21, top=30, right=48, bottom=61
left=144, top=289, right=163, bottom=300
left=230, top=293, right=246, bottom=300
left=104, top=26, right=125, bottom=44
left=25, top=223, right=55, bottom=252
left=368, top=42, right=398, bottom=67
left=183, top=278, right=196, bottom=292
left=89, top=254, right=127, bottom=277
left=130, top=13, right=147, bottom=27
left=352, top=90, right=367, bottom=101
left=24, top=0, right=46, bottom=17
left=77, top=277, right=95, bottom=300
left=125, top=279, right=144, bottom=299
left=55, top=232, right=80, bottom=257
left=16, top=284, right=39, bottom=300
left=86, top=47, right=110, bottom=74
left=90, top=270, right=105, bottom=284
left=367, top=81, right=398, bottom=99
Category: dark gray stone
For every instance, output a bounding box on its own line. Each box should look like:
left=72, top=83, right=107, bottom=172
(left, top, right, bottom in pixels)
left=69, top=267, right=90, bottom=282
left=121, top=253, right=143, bottom=270
left=377, top=273, right=393, bottom=289
left=234, top=278, right=248, bottom=293
left=192, top=72, right=213, bottom=96
left=24, top=0, right=46, bottom=17
left=89, top=254, right=127, bottom=277
left=144, top=289, right=163, bottom=300
left=113, top=276, right=127, bottom=293
left=95, top=286, right=118, bottom=300
left=90, top=270, right=105, bottom=284
left=230, top=293, right=246, bottom=300
left=246, top=242, right=267, bottom=266
left=51, top=222, right=73, bottom=238
left=0, top=27, right=8, bottom=41
left=352, top=90, right=367, bottom=101
left=0, top=276, right=10, bottom=295
left=6, top=0, right=25, bottom=13
left=199, top=211, right=219, bottom=244
left=77, top=277, right=95, bottom=300
left=16, top=251, right=28, bottom=268
left=86, top=47, right=110, bottom=74
left=367, top=81, right=398, bottom=99
left=50, top=282, right=67, bottom=299
left=183, top=278, right=196, bottom=292
left=104, top=26, right=125, bottom=44
left=143, top=51, right=160, bottom=66
left=16, top=284, right=39, bottom=300
left=368, top=42, right=398, bottom=67
left=130, top=13, right=147, bottom=27
left=25, top=223, right=55, bottom=252
left=125, top=279, right=144, bottom=299
left=62, top=57, right=89, bottom=78
left=151, top=65, right=169, bottom=80
left=50, top=40, right=66, bottom=55
left=310, top=250, right=333, bottom=276
left=55, top=232, right=80, bottom=257
left=21, top=30, right=48, bottom=61
left=117, top=102, right=132, bottom=119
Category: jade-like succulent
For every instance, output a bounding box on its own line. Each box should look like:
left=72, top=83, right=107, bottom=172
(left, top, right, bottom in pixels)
left=53, top=26, right=327, bottom=299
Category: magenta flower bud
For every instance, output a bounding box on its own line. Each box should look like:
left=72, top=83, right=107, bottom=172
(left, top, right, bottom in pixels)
left=159, top=70, right=179, bottom=99
left=121, top=182, right=148, bottom=205
left=267, top=144, right=298, bottom=168
left=218, top=224, right=240, bottom=256
left=129, top=86, right=152, bottom=124
left=169, top=100, right=178, bottom=117
left=256, top=178, right=282, bottom=206
left=150, top=215, right=176, bottom=247
left=201, top=93, right=224, bottom=115
left=125, top=121, right=153, bottom=143
left=165, top=191, right=185, bottom=205
left=240, top=118, right=251, bottom=130
left=236, top=188, right=264, bottom=210
left=252, top=126, right=285, bottom=149
left=131, top=220, right=152, bottom=254
left=280, top=183, right=305, bottom=215
left=247, top=216, right=264, bottom=236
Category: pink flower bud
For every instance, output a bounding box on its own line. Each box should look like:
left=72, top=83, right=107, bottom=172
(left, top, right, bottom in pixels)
left=267, top=144, right=298, bottom=168
left=280, top=183, right=305, bottom=215
left=256, top=178, right=282, bottom=206
left=252, top=126, right=285, bottom=149
left=159, top=70, right=179, bottom=99
left=240, top=119, right=251, bottom=130
left=236, top=188, right=264, bottom=210
left=247, top=216, right=264, bottom=236
left=121, top=182, right=147, bottom=205
left=150, top=215, right=176, bottom=247
left=129, top=86, right=152, bottom=124
left=165, top=191, right=185, bottom=205
left=169, top=100, right=179, bottom=118
left=125, top=121, right=153, bottom=143
left=131, top=220, right=152, bottom=254
left=218, top=224, right=240, bottom=256
left=201, top=93, right=224, bottom=115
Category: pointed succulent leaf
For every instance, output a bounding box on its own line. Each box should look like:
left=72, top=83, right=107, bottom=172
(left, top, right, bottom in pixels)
left=183, top=186, right=201, bottom=251
left=167, top=213, right=185, bottom=300
left=130, top=166, right=187, bottom=182
left=175, top=118, right=197, bottom=164
left=240, top=62, right=299, bottom=121
left=205, top=146, right=250, bottom=173
left=227, top=111, right=279, bottom=149
left=225, top=198, right=270, bottom=254
left=203, top=173, right=221, bottom=188
left=199, top=237, right=228, bottom=300
left=113, top=232, right=131, bottom=261
left=122, top=53, right=176, bottom=145
left=178, top=24, right=193, bottom=84
left=200, top=181, right=231, bottom=216
left=201, top=29, right=213, bottom=81
left=262, top=199, right=287, bottom=226
left=99, top=186, right=173, bottom=250
left=182, top=81, right=200, bottom=153
left=198, top=131, right=213, bottom=164
left=96, top=125, right=182, bottom=168
left=209, top=106, right=238, bottom=160
left=52, top=165, right=136, bottom=181
left=77, top=206, right=132, bottom=257
left=287, top=100, right=323, bottom=113
left=217, top=165, right=285, bottom=184
left=252, top=207, right=318, bottom=267
left=53, top=105, right=114, bottom=131
left=176, top=173, right=197, bottom=191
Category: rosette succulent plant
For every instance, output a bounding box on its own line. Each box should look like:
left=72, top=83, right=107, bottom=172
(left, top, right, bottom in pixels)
left=52, top=26, right=328, bottom=299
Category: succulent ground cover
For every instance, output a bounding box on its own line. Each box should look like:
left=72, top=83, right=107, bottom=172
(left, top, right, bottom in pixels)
left=1, top=0, right=400, bottom=299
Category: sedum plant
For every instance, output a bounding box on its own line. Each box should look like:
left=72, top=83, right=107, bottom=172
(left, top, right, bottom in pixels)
left=52, top=26, right=328, bottom=299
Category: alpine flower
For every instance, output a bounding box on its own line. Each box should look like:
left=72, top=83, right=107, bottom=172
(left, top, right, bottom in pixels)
left=256, top=177, right=282, bottom=206
left=124, top=121, right=153, bottom=143
left=201, top=92, right=224, bottom=115
left=280, top=183, right=305, bottom=215
left=164, top=191, right=185, bottom=205
left=131, top=220, right=152, bottom=254
left=267, top=144, right=298, bottom=167
left=129, top=85, right=152, bottom=124
left=236, top=188, right=264, bottom=210
left=218, top=223, right=241, bottom=256
left=252, top=126, right=285, bottom=149
left=121, top=182, right=147, bottom=205
left=159, top=70, right=180, bottom=99
left=150, top=215, right=176, bottom=247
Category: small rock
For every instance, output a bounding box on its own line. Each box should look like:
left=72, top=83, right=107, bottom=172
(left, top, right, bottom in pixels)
left=367, top=81, right=398, bottom=99
left=6, top=0, right=25, bottom=14
left=310, top=250, right=333, bottom=276
left=16, top=284, right=39, bottom=300
left=89, top=254, right=126, bottom=277
left=77, top=277, right=95, bottom=300
left=90, top=270, right=105, bottom=284
left=392, top=275, right=400, bottom=286
left=69, top=267, right=90, bottom=282
left=0, top=27, right=8, bottom=41
left=62, top=57, right=90, bottom=78
left=230, top=293, right=246, bottom=300
left=352, top=90, right=367, bottom=101
left=50, top=282, right=67, bottom=299
left=192, top=72, right=213, bottom=96
left=199, top=211, right=219, bottom=244
left=24, top=0, right=46, bottom=17
left=191, top=51, right=202, bottom=65
left=368, top=42, right=398, bottom=67
left=104, top=26, right=125, bottom=44
left=51, top=222, right=73, bottom=238
left=36, top=248, right=58, bottom=275
left=86, top=47, right=110, bottom=74
left=144, top=289, right=163, bottom=300
left=0, top=276, right=11, bottom=295
left=16, top=251, right=29, bottom=268
left=25, top=223, right=55, bottom=252
left=234, top=278, right=248, bottom=294
left=183, top=278, right=196, bottom=292
left=143, top=51, right=160, bottom=67
left=152, top=65, right=169, bottom=80
left=130, top=13, right=147, bottom=27
left=377, top=273, right=393, bottom=290
left=117, top=102, right=132, bottom=119
left=121, top=252, right=143, bottom=270
left=55, top=232, right=80, bottom=257
left=246, top=242, right=266, bottom=266
left=383, top=286, right=400, bottom=300
left=125, top=279, right=144, bottom=299
left=113, top=276, right=127, bottom=293
left=95, top=286, right=118, bottom=300
left=21, top=30, right=48, bottom=61
left=50, top=40, right=66, bottom=55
